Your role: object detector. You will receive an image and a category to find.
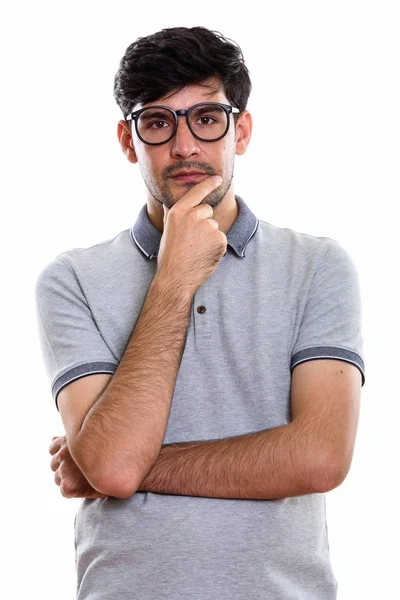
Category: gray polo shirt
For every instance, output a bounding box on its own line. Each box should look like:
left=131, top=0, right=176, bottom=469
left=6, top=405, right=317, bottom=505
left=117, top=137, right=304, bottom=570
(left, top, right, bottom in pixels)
left=35, top=194, right=365, bottom=600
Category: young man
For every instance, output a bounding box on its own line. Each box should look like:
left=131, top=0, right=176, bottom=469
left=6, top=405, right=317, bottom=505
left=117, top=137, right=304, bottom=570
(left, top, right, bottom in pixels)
left=38, top=26, right=366, bottom=600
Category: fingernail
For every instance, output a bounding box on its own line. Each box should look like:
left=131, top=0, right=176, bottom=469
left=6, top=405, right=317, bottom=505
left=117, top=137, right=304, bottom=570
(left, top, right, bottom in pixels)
left=213, top=175, right=222, bottom=183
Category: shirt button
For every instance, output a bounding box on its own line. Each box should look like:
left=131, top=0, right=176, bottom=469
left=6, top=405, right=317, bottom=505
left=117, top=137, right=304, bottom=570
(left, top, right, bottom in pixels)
left=197, top=305, right=206, bottom=314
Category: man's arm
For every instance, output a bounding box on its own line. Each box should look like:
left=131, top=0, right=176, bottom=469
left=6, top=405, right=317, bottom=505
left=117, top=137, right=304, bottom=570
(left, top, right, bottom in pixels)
left=68, top=354, right=357, bottom=500
left=132, top=359, right=360, bottom=500
left=133, top=359, right=360, bottom=500
left=74, top=272, right=194, bottom=498
left=135, top=421, right=336, bottom=500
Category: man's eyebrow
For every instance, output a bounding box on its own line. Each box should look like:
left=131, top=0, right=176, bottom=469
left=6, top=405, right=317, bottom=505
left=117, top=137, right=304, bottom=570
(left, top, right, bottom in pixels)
left=192, top=104, right=223, bottom=114
left=140, top=109, right=172, bottom=120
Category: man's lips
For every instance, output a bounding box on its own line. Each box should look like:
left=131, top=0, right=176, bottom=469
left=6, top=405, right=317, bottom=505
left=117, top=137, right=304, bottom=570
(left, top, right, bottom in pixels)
left=171, top=173, right=210, bottom=182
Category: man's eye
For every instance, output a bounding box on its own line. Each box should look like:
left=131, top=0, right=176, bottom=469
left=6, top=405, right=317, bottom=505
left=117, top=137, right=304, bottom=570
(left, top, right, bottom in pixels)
left=196, top=117, right=216, bottom=126
left=148, top=120, right=169, bottom=129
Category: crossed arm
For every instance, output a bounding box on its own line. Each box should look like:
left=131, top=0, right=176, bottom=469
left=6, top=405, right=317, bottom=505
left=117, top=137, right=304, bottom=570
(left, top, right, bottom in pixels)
left=51, top=421, right=326, bottom=500
left=50, top=359, right=360, bottom=500
left=134, top=421, right=333, bottom=499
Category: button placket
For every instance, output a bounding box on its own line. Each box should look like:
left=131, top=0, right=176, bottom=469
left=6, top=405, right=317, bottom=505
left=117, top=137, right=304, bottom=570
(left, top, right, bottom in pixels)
left=193, top=282, right=212, bottom=340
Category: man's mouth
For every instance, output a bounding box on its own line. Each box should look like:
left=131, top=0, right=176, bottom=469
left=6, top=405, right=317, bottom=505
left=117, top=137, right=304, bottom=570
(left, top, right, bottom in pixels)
left=171, top=173, right=209, bottom=182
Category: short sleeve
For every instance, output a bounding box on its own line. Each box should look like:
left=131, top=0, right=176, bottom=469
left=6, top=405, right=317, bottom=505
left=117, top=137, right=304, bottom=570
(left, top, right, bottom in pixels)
left=35, top=257, right=119, bottom=411
left=290, top=239, right=366, bottom=386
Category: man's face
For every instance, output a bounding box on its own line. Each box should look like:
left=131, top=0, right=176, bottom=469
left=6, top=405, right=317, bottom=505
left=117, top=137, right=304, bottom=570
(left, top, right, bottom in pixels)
left=126, top=79, right=239, bottom=210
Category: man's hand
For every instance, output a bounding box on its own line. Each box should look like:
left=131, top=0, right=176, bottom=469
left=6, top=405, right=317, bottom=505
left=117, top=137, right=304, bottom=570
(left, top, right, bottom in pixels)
left=49, top=435, right=108, bottom=499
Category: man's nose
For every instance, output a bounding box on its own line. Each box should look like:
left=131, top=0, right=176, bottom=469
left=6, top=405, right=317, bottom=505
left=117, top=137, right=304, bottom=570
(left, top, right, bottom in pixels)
left=170, top=116, right=201, bottom=157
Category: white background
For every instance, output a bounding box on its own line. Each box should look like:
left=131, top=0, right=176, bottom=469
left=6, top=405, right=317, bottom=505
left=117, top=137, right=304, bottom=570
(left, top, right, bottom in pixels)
left=2, top=1, right=399, bottom=598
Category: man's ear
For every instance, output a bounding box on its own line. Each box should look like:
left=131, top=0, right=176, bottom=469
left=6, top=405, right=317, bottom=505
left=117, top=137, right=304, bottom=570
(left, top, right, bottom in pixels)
left=117, top=120, right=138, bottom=164
left=235, top=111, right=252, bottom=157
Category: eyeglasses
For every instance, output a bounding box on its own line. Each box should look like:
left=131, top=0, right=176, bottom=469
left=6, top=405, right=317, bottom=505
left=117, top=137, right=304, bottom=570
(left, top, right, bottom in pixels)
left=126, top=102, right=240, bottom=146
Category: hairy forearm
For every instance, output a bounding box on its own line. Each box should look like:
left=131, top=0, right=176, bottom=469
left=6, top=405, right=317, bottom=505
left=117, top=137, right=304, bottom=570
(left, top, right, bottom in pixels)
left=75, top=274, right=194, bottom=497
left=135, top=421, right=332, bottom=500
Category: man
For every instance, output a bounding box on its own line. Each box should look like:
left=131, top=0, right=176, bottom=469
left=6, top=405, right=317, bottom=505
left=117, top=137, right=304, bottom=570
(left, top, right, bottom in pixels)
left=37, top=25, right=366, bottom=600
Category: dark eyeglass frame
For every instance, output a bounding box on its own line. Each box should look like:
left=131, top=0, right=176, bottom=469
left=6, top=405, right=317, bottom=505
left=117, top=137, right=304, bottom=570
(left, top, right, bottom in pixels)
left=125, top=102, right=241, bottom=146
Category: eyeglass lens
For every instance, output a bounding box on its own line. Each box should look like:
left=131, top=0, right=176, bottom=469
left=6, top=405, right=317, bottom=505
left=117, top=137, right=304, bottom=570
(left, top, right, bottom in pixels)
left=137, top=104, right=228, bottom=144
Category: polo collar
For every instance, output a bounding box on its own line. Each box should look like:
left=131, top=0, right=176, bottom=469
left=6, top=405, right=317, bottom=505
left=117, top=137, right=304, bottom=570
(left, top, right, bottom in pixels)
left=130, top=194, right=259, bottom=259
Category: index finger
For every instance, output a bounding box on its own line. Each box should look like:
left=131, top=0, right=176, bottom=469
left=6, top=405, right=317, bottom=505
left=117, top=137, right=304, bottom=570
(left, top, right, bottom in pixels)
left=172, top=175, right=222, bottom=210
left=49, top=437, right=60, bottom=454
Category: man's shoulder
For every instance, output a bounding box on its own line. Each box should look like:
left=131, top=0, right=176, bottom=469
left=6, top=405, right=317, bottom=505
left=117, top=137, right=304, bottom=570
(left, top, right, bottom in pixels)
left=257, top=218, right=336, bottom=257
left=51, top=228, right=134, bottom=274
left=35, top=228, right=135, bottom=295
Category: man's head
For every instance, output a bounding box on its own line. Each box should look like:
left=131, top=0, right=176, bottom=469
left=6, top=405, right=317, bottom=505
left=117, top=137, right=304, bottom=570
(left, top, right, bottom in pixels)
left=114, top=26, right=252, bottom=229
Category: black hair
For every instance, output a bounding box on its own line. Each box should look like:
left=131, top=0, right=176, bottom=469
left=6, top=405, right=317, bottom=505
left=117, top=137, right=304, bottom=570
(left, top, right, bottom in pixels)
left=113, top=26, right=252, bottom=127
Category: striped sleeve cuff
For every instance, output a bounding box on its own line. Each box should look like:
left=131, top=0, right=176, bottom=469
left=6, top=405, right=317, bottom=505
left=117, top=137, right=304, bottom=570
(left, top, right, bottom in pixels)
left=291, top=346, right=365, bottom=387
left=52, top=361, right=119, bottom=410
